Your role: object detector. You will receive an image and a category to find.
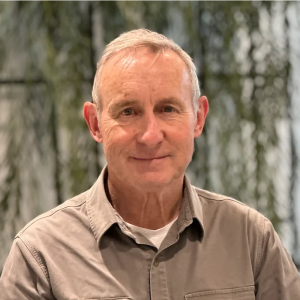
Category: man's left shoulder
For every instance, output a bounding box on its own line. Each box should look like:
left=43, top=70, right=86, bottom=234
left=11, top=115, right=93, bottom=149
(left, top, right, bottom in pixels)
left=192, top=186, right=265, bottom=226
left=193, top=186, right=250, bottom=207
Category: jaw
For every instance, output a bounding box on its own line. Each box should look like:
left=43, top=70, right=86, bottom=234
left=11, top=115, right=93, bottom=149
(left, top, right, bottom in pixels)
left=109, top=159, right=186, bottom=194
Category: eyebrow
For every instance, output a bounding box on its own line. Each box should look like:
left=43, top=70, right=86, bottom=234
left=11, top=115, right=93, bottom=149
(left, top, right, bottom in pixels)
left=108, top=99, right=139, bottom=114
left=108, top=97, right=186, bottom=114
left=157, top=97, right=184, bottom=106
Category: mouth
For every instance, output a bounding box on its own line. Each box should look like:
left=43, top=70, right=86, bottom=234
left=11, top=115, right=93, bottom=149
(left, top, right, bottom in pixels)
left=131, top=156, right=168, bottom=161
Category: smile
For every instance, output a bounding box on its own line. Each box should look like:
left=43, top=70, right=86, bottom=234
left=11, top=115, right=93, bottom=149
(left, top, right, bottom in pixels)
left=131, top=156, right=168, bottom=161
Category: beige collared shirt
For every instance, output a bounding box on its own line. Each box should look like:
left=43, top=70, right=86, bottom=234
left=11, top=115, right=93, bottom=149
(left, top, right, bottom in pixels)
left=0, top=167, right=299, bottom=299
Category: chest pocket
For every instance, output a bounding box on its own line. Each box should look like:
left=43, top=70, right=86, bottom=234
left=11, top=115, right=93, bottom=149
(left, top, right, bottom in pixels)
left=185, top=286, right=255, bottom=300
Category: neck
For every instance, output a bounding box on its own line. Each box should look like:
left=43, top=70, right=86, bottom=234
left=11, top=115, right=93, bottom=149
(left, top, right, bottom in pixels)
left=105, top=172, right=184, bottom=230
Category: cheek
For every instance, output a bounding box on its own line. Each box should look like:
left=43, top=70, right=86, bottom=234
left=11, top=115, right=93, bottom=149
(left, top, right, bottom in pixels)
left=101, top=118, right=119, bottom=151
left=101, top=120, right=137, bottom=154
left=171, top=121, right=194, bottom=141
left=171, top=125, right=195, bottom=154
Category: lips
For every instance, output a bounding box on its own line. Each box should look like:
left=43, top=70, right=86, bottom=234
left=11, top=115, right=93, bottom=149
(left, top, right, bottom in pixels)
left=131, top=156, right=168, bottom=160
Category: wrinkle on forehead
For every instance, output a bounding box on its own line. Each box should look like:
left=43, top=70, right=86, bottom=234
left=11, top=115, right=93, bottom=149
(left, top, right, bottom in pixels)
left=113, top=51, right=138, bottom=71
left=99, top=47, right=192, bottom=107
left=109, top=47, right=164, bottom=73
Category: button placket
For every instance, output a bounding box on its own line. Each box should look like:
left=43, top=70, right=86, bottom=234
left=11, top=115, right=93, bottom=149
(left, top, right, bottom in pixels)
left=150, top=253, right=170, bottom=300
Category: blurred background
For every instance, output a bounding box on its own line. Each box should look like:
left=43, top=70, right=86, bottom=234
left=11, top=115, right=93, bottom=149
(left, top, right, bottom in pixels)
left=0, top=1, right=300, bottom=272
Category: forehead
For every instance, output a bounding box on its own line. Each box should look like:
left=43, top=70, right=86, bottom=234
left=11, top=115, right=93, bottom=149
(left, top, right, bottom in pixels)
left=99, top=47, right=192, bottom=100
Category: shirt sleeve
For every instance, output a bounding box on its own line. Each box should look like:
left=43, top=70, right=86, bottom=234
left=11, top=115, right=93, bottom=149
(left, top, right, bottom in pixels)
left=0, top=237, right=55, bottom=300
left=255, top=218, right=300, bottom=299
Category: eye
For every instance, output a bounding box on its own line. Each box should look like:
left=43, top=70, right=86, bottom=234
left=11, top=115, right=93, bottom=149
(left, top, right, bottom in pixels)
left=122, top=108, right=134, bottom=116
left=163, top=106, right=175, bottom=113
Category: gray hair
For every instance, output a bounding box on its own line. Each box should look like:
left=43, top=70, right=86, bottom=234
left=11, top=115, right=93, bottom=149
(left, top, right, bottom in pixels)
left=92, top=29, right=200, bottom=114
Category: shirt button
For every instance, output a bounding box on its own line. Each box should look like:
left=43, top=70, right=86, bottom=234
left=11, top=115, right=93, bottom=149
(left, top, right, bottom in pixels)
left=153, top=260, right=159, bottom=267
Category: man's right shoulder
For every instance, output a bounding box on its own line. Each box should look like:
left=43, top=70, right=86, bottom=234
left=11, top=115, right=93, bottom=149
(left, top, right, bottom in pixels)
left=16, top=190, right=89, bottom=239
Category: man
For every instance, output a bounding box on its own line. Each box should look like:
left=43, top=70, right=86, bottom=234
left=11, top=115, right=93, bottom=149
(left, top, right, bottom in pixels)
left=0, top=29, right=299, bottom=299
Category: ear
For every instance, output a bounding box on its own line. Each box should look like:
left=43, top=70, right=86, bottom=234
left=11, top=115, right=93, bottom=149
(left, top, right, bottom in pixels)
left=83, top=102, right=103, bottom=143
left=194, top=96, right=209, bottom=138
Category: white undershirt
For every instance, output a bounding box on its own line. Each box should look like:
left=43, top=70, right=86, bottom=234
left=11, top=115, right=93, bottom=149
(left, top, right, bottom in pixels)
left=125, top=218, right=177, bottom=249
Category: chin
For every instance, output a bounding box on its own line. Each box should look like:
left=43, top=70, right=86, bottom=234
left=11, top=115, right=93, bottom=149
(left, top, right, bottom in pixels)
left=131, top=171, right=181, bottom=190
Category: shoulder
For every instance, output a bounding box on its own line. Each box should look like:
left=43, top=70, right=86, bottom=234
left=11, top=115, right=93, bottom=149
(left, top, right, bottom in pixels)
left=194, top=186, right=265, bottom=224
left=194, top=186, right=249, bottom=207
left=192, top=185, right=268, bottom=251
left=16, top=190, right=89, bottom=240
left=192, top=186, right=273, bottom=277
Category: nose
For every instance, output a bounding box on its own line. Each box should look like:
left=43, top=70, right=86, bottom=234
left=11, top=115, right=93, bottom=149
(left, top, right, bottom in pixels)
left=137, top=113, right=163, bottom=148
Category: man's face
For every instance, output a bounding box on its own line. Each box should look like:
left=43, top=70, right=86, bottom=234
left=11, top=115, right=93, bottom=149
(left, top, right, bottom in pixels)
left=90, top=48, right=207, bottom=191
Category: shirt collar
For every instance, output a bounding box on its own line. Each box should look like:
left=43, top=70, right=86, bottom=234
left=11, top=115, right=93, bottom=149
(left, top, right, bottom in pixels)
left=86, top=166, right=119, bottom=245
left=181, top=175, right=205, bottom=242
left=86, top=166, right=205, bottom=245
